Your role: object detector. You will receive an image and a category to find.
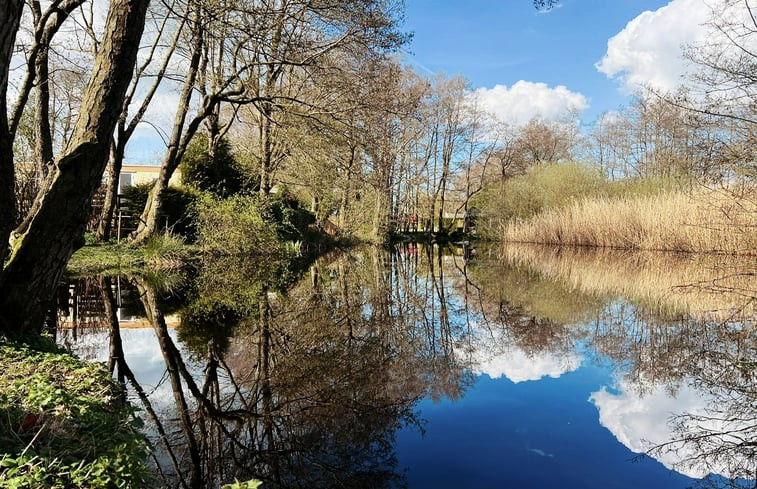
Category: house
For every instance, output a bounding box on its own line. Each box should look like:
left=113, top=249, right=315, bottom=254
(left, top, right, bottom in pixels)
left=117, top=165, right=183, bottom=193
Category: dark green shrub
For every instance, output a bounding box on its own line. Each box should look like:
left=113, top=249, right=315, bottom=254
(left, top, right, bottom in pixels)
left=121, top=183, right=200, bottom=240
left=180, top=133, right=257, bottom=197
left=261, top=191, right=316, bottom=240
left=194, top=193, right=281, bottom=255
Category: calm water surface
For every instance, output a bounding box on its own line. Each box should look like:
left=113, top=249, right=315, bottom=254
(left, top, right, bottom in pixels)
left=57, top=244, right=756, bottom=488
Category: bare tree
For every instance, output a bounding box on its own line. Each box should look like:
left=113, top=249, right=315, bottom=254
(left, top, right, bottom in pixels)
left=0, top=0, right=151, bottom=335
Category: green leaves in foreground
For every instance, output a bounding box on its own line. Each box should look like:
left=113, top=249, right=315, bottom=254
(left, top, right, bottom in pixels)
left=222, top=479, right=264, bottom=489
left=0, top=343, right=149, bottom=488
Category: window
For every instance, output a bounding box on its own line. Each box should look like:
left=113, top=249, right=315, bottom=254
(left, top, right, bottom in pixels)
left=119, top=173, right=134, bottom=194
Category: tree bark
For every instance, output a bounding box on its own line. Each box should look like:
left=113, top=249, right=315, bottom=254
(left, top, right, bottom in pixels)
left=0, top=0, right=24, bottom=267
left=0, top=0, right=150, bottom=335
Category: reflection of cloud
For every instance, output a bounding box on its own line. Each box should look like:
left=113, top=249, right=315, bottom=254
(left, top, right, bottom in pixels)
left=589, top=379, right=749, bottom=479
left=473, top=347, right=582, bottom=383
left=62, top=328, right=197, bottom=412
left=529, top=448, right=555, bottom=458
left=457, top=323, right=583, bottom=383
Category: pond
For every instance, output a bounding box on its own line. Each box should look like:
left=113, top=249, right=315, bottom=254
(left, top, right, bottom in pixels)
left=56, top=244, right=756, bottom=489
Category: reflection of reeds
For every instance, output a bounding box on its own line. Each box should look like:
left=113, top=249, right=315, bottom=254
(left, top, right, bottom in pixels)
left=500, top=244, right=756, bottom=321
left=503, top=186, right=757, bottom=255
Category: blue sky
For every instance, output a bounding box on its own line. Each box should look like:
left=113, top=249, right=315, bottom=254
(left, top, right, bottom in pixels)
left=401, top=0, right=709, bottom=124
left=122, top=0, right=716, bottom=163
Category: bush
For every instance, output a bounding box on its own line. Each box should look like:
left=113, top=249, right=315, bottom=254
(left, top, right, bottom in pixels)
left=180, top=133, right=257, bottom=197
left=194, top=194, right=281, bottom=255
left=121, top=183, right=200, bottom=240
left=0, top=343, right=148, bottom=488
left=474, top=162, right=610, bottom=238
left=473, top=163, right=691, bottom=239
left=260, top=191, right=316, bottom=240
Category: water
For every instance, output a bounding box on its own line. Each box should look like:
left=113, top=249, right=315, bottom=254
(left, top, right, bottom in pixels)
left=56, top=244, right=757, bottom=488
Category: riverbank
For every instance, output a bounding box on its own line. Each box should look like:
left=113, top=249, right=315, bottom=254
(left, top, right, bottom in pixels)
left=503, top=186, right=756, bottom=255
left=0, top=339, right=148, bottom=488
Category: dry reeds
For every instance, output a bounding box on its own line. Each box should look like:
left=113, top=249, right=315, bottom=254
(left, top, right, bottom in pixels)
left=503, top=186, right=757, bottom=255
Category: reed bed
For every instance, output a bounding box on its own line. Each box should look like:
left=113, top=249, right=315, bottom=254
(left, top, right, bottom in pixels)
left=500, top=243, right=756, bottom=322
left=503, top=186, right=757, bottom=255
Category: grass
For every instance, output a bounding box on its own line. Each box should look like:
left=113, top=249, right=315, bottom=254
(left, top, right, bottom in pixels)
left=474, top=162, right=687, bottom=239
left=0, top=340, right=148, bottom=488
left=503, top=185, right=757, bottom=255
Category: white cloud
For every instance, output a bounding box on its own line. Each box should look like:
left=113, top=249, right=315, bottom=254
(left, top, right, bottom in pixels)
left=472, top=81, right=588, bottom=126
left=456, top=321, right=583, bottom=383
left=589, top=379, right=752, bottom=479
left=472, top=347, right=583, bottom=383
left=596, top=0, right=710, bottom=92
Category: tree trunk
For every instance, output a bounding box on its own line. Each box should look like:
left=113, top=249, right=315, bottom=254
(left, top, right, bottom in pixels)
left=259, top=105, right=273, bottom=196
left=0, top=0, right=150, bottom=336
left=0, top=0, right=24, bottom=267
left=34, top=46, right=54, bottom=179
left=338, top=145, right=356, bottom=227
left=133, top=4, right=204, bottom=242
left=96, top=141, right=125, bottom=241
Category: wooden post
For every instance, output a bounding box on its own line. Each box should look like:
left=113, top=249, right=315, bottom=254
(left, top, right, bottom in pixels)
left=117, top=209, right=122, bottom=243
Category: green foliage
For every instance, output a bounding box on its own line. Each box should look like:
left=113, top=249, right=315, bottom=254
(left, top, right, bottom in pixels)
left=0, top=343, right=149, bottom=488
left=261, top=190, right=316, bottom=241
left=67, top=239, right=198, bottom=277
left=178, top=255, right=308, bottom=358
left=473, top=162, right=690, bottom=239
left=122, top=183, right=200, bottom=240
left=474, top=162, right=608, bottom=238
left=222, top=480, right=263, bottom=489
left=180, top=133, right=257, bottom=197
left=194, top=193, right=281, bottom=256
left=67, top=243, right=145, bottom=276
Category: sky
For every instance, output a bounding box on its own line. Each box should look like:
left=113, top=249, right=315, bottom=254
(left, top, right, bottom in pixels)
left=400, top=0, right=714, bottom=126
left=115, top=0, right=718, bottom=164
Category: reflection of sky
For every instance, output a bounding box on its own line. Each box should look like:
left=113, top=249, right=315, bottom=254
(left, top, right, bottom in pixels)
left=590, top=378, right=749, bottom=480
left=459, top=321, right=583, bottom=383
left=396, top=363, right=697, bottom=489
left=61, top=328, right=200, bottom=416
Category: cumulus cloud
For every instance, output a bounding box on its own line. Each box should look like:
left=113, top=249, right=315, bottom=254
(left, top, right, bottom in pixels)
left=472, top=347, right=583, bottom=383
left=471, top=81, right=589, bottom=126
left=596, top=0, right=710, bottom=92
left=455, top=321, right=583, bottom=383
left=589, top=379, right=751, bottom=479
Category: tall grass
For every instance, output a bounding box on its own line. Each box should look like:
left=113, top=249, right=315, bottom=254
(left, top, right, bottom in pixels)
left=474, top=162, right=687, bottom=239
left=504, top=185, right=757, bottom=255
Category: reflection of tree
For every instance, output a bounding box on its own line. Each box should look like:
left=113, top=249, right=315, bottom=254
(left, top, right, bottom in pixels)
left=462, top=248, right=590, bottom=360
left=60, top=244, right=755, bottom=487
left=88, top=248, right=474, bottom=488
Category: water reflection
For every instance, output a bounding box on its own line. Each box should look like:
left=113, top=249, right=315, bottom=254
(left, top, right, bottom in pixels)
left=57, top=244, right=756, bottom=488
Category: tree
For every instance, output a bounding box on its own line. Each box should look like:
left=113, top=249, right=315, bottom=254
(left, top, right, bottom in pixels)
left=97, top=1, right=187, bottom=241
left=0, top=0, right=151, bottom=335
left=180, top=133, right=250, bottom=197
left=132, top=0, right=408, bottom=243
left=0, top=0, right=24, bottom=267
